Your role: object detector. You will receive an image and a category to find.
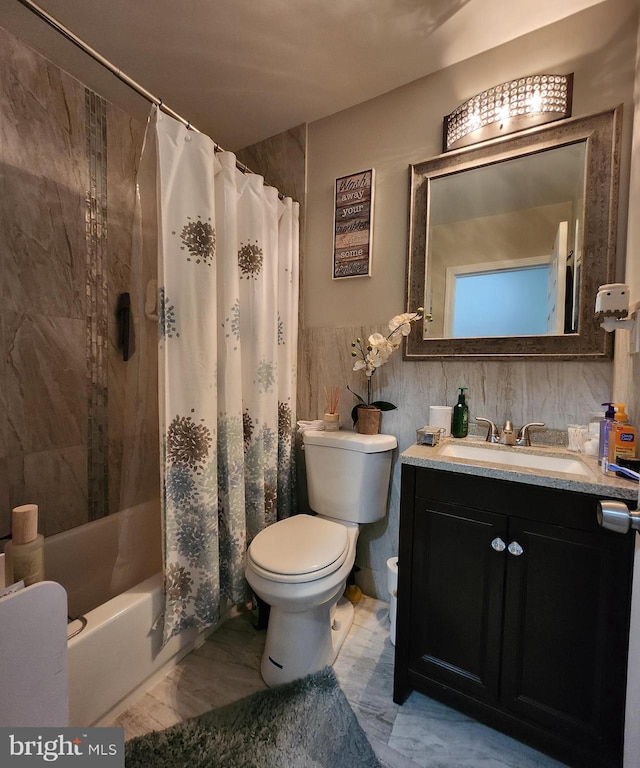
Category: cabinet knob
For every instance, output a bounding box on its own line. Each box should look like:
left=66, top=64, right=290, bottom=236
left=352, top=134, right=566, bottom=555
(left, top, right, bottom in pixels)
left=508, top=541, right=524, bottom=556
left=491, top=537, right=506, bottom=552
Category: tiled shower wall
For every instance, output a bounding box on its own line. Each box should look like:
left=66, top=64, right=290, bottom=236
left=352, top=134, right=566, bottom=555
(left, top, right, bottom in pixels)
left=0, top=25, right=159, bottom=538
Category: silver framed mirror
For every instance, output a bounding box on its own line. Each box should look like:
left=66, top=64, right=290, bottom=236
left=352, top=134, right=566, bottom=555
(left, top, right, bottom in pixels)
left=405, top=106, right=621, bottom=360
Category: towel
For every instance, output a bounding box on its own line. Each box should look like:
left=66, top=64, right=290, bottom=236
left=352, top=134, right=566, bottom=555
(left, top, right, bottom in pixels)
left=296, top=420, right=325, bottom=433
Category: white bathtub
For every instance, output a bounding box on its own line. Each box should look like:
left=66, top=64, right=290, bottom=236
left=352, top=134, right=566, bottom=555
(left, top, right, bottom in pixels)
left=42, top=501, right=208, bottom=726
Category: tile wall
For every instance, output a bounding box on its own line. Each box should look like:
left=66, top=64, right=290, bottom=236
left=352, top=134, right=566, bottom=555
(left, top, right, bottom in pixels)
left=0, top=25, right=158, bottom=538
left=297, top=330, right=614, bottom=597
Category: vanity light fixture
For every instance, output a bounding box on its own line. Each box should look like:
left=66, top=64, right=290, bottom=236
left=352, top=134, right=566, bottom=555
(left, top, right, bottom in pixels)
left=443, top=73, right=573, bottom=152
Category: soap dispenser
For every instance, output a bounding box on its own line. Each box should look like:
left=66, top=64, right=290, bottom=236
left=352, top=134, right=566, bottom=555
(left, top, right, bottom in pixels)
left=608, top=404, right=636, bottom=467
left=4, top=504, right=45, bottom=587
left=599, top=403, right=616, bottom=467
left=452, top=387, right=469, bottom=438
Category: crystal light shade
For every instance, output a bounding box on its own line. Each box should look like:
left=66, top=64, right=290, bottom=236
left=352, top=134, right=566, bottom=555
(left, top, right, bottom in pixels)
left=443, top=73, right=573, bottom=152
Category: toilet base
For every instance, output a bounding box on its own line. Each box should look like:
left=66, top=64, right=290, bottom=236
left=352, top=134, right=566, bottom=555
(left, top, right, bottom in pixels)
left=260, top=596, right=355, bottom=687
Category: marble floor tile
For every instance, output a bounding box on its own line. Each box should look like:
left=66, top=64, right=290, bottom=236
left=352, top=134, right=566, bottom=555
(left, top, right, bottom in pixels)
left=110, top=596, right=567, bottom=767
left=388, top=692, right=566, bottom=768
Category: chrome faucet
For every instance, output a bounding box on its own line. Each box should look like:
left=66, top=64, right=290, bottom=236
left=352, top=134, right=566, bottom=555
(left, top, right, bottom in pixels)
left=500, top=420, right=516, bottom=445
left=477, top=417, right=500, bottom=443
left=516, top=422, right=546, bottom=446
left=476, top=418, right=545, bottom=446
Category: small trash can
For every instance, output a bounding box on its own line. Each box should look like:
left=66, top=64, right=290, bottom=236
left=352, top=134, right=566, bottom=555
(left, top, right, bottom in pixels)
left=386, top=556, right=398, bottom=645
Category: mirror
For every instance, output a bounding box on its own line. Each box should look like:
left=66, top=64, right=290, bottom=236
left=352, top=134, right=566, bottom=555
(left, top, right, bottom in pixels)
left=405, top=107, right=621, bottom=360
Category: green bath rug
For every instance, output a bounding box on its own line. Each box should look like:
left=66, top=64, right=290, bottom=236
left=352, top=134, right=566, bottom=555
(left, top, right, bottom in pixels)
left=124, top=666, right=380, bottom=767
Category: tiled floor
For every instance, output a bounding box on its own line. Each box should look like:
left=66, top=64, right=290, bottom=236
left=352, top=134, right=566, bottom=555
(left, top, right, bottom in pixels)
left=110, top=596, right=566, bottom=767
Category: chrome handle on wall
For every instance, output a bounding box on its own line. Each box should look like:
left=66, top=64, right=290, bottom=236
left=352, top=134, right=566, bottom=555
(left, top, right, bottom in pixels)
left=508, top=541, right=524, bottom=556
left=597, top=500, right=640, bottom=534
left=491, top=537, right=506, bottom=552
left=597, top=464, right=640, bottom=534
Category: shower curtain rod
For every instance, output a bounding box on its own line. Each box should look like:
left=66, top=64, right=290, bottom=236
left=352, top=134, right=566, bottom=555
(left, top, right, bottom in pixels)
left=15, top=0, right=256, bottom=176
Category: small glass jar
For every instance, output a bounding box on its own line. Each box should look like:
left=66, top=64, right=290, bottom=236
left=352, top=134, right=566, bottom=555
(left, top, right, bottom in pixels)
left=323, top=412, right=340, bottom=432
left=588, top=412, right=603, bottom=438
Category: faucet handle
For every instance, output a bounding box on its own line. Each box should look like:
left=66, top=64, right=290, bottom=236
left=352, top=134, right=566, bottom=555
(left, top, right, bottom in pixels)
left=477, top=417, right=500, bottom=443
left=516, top=422, right=546, bottom=447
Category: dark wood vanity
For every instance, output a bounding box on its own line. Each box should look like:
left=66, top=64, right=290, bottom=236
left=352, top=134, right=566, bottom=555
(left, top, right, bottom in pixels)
left=394, top=463, right=635, bottom=768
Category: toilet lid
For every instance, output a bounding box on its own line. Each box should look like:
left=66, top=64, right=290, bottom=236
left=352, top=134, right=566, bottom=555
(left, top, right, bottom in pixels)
left=249, top=515, right=349, bottom=576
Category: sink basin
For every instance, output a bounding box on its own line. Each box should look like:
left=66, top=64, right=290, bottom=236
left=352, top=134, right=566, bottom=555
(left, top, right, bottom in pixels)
left=437, top=442, right=593, bottom=477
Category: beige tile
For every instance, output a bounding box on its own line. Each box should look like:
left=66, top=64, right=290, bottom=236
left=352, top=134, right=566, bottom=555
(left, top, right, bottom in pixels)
left=0, top=28, right=86, bottom=187
left=0, top=27, right=87, bottom=320
left=22, top=445, right=88, bottom=535
left=0, top=312, right=7, bottom=536
left=235, top=124, right=306, bottom=206
left=0, top=457, right=9, bottom=538
left=5, top=313, right=87, bottom=454
left=1, top=25, right=153, bottom=535
left=6, top=444, right=88, bottom=537
left=2, top=170, right=87, bottom=319
left=111, top=611, right=267, bottom=740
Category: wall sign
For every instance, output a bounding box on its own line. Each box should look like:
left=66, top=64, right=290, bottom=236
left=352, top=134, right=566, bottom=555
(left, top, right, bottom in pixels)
left=332, top=169, right=375, bottom=279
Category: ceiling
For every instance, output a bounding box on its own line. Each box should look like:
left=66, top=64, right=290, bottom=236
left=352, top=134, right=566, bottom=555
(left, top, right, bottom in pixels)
left=431, top=143, right=586, bottom=225
left=0, top=0, right=604, bottom=150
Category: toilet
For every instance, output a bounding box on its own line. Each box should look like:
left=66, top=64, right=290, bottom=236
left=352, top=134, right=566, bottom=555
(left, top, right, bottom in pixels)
left=245, top=429, right=397, bottom=686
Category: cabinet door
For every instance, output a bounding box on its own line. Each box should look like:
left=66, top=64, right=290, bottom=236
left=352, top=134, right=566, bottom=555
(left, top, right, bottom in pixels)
left=409, top=500, right=507, bottom=701
left=501, top=517, right=630, bottom=759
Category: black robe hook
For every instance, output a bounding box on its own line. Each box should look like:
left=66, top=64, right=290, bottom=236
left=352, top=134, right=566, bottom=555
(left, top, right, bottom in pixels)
left=117, top=292, right=135, bottom=361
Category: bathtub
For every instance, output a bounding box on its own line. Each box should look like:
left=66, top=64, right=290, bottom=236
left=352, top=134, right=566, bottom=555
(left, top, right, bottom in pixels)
left=40, top=501, right=209, bottom=727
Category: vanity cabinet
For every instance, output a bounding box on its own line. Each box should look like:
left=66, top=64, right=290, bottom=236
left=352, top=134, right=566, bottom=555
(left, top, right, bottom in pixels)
left=394, top=465, right=635, bottom=768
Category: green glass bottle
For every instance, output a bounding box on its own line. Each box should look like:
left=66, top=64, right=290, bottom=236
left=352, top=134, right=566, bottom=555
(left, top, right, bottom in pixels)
left=452, top=387, right=469, bottom=438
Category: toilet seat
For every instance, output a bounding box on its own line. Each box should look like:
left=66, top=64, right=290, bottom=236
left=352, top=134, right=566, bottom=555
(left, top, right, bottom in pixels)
left=248, top=515, right=350, bottom=584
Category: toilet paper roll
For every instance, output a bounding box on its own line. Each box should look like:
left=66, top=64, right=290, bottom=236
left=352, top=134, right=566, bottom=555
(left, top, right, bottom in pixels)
left=386, top=557, right=398, bottom=595
left=429, top=406, right=453, bottom=437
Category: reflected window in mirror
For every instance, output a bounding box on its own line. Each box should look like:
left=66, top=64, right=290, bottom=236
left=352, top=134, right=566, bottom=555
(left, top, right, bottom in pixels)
left=447, top=262, right=550, bottom=338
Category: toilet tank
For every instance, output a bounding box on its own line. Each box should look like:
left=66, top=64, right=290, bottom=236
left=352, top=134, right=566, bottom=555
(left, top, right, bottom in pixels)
left=303, top=430, right=397, bottom=523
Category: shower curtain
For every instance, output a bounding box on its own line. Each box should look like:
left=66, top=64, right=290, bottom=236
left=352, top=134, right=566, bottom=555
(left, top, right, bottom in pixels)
left=154, top=109, right=299, bottom=641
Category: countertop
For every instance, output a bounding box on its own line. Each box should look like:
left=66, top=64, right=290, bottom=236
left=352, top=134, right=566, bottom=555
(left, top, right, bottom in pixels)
left=401, top=436, right=638, bottom=502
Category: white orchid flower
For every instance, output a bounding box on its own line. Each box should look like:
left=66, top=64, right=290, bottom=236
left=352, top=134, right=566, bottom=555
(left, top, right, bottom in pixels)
left=389, top=312, right=419, bottom=336
left=349, top=309, right=422, bottom=409
left=368, top=333, right=395, bottom=361
left=353, top=355, right=379, bottom=376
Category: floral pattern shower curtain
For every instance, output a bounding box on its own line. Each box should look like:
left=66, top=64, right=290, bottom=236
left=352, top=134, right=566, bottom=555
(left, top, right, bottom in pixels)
left=154, top=110, right=299, bottom=642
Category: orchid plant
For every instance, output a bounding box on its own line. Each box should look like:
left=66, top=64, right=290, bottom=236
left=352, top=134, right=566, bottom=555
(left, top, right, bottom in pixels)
left=348, top=308, right=426, bottom=424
